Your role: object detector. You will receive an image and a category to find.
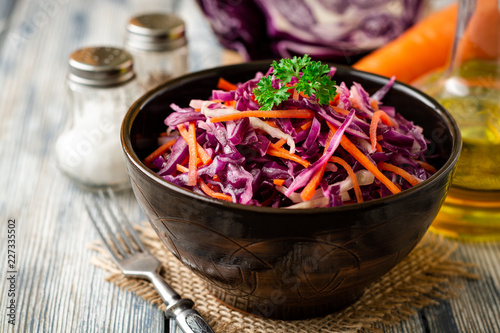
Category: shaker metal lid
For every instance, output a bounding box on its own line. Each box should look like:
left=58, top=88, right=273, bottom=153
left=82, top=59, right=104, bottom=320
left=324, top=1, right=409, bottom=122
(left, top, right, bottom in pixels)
left=68, top=46, right=135, bottom=87
left=125, top=13, right=187, bottom=51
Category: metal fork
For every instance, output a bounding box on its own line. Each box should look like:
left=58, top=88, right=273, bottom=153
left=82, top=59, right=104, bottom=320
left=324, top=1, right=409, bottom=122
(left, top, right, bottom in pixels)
left=85, top=188, right=215, bottom=333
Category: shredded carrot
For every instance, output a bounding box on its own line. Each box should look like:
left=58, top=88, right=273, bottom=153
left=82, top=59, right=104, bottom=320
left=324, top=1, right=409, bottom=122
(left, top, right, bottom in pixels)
left=298, top=91, right=309, bottom=99
left=224, top=100, right=236, bottom=107
left=329, top=156, right=363, bottom=203
left=372, top=110, right=393, bottom=126
left=177, top=123, right=190, bottom=141
left=273, top=179, right=285, bottom=186
left=327, top=122, right=401, bottom=195
left=375, top=142, right=383, bottom=153
left=209, top=109, right=314, bottom=123
left=378, top=162, right=421, bottom=186
left=177, top=123, right=212, bottom=165
left=332, top=94, right=340, bottom=105
left=299, top=120, right=313, bottom=131
left=267, top=146, right=310, bottom=168
left=330, top=106, right=351, bottom=116
left=217, top=77, right=237, bottom=91
left=370, top=100, right=380, bottom=111
left=213, top=174, right=221, bottom=182
left=177, top=123, right=198, bottom=186
left=300, top=164, right=326, bottom=202
left=270, top=138, right=287, bottom=149
left=176, top=164, right=189, bottom=173
left=300, top=130, right=334, bottom=201
left=144, top=139, right=177, bottom=168
left=416, top=160, right=438, bottom=173
left=198, top=178, right=233, bottom=202
left=187, top=123, right=199, bottom=186
left=206, top=182, right=221, bottom=192
left=369, top=110, right=394, bottom=153
left=197, top=148, right=212, bottom=165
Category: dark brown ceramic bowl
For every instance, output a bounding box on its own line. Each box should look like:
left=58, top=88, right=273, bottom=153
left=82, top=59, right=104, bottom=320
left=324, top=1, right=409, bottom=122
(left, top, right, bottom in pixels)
left=121, top=61, right=461, bottom=320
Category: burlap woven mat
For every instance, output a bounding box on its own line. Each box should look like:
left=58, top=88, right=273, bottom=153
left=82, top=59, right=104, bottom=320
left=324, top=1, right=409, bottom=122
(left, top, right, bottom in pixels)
left=88, top=223, right=478, bottom=333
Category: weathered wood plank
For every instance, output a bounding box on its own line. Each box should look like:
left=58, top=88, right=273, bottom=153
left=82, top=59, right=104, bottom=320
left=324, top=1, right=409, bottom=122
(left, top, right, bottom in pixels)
left=0, top=0, right=223, bottom=331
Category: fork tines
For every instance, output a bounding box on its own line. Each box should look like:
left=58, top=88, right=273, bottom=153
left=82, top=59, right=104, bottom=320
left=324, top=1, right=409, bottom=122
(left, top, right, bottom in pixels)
left=84, top=188, right=147, bottom=260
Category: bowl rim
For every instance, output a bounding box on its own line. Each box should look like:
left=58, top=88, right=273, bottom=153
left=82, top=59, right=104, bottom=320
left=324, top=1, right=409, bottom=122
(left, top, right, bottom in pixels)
left=121, top=61, right=462, bottom=215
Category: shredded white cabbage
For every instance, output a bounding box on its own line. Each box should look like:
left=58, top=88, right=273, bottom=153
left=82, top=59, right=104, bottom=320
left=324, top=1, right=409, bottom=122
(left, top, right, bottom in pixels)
left=200, top=101, right=239, bottom=118
left=275, top=185, right=301, bottom=203
left=354, top=137, right=373, bottom=154
left=335, top=169, right=375, bottom=201
left=248, top=118, right=296, bottom=154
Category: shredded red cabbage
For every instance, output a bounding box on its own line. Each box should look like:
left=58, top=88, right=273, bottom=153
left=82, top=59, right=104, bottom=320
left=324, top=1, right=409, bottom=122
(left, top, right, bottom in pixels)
left=146, top=67, right=436, bottom=208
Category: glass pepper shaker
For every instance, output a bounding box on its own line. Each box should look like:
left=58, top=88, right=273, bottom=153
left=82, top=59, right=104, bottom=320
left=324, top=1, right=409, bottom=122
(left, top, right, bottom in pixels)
left=55, top=46, right=138, bottom=191
left=125, top=12, right=188, bottom=91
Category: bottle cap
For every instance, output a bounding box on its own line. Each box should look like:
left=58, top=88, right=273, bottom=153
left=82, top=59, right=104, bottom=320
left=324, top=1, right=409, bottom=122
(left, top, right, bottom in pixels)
left=125, top=13, right=187, bottom=51
left=68, top=46, right=135, bottom=87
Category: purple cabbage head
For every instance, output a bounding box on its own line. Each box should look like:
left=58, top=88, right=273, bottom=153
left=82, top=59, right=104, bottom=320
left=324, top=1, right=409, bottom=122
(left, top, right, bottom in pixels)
left=196, top=0, right=424, bottom=62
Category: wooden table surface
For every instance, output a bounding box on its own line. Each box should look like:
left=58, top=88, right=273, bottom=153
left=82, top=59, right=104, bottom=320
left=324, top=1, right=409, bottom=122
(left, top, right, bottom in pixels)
left=1, top=0, right=499, bottom=332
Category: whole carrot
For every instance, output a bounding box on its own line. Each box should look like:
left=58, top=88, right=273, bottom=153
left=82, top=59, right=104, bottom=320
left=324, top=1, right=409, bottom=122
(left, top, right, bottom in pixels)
left=353, top=3, right=458, bottom=84
left=457, top=0, right=500, bottom=61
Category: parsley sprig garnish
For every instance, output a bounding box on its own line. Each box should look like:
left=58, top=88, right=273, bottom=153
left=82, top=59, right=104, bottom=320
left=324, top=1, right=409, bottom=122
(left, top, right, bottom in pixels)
left=253, top=55, right=336, bottom=110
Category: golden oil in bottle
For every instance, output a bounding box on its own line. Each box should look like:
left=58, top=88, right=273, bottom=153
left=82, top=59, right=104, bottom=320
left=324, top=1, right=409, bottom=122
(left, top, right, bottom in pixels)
left=423, top=60, right=500, bottom=241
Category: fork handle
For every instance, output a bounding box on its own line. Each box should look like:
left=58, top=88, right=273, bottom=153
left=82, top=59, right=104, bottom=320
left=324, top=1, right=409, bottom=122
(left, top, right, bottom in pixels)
left=148, top=271, right=182, bottom=305
left=167, top=299, right=215, bottom=333
left=148, top=273, right=214, bottom=333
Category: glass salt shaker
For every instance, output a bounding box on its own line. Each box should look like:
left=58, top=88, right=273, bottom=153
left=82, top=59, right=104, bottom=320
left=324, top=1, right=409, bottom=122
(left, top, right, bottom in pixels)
left=55, top=46, right=138, bottom=191
left=125, top=12, right=188, bottom=91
